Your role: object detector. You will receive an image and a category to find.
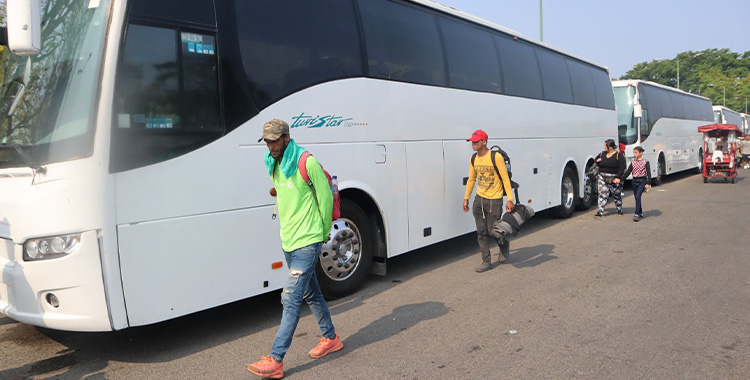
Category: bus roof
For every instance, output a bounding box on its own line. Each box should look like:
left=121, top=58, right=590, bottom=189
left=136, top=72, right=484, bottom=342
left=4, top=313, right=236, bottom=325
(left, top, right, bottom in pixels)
left=413, top=0, right=610, bottom=73
left=713, top=105, right=741, bottom=115
left=612, top=79, right=712, bottom=102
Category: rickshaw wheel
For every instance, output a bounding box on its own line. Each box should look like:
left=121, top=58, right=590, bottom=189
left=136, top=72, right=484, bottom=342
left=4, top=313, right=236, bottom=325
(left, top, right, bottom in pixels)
left=703, top=177, right=708, bottom=183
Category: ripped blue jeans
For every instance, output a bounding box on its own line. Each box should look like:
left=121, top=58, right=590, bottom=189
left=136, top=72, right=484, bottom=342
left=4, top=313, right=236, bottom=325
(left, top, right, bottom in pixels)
left=270, top=242, right=336, bottom=362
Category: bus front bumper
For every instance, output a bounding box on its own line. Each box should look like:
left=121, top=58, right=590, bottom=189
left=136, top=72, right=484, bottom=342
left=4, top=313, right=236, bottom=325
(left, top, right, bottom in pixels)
left=0, top=231, right=112, bottom=331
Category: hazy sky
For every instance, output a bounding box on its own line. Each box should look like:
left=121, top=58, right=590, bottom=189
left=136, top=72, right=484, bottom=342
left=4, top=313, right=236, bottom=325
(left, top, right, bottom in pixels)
left=437, top=0, right=750, bottom=79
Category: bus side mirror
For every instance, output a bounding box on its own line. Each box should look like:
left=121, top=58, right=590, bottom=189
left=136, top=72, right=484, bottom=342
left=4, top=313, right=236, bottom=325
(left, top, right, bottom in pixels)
left=5, top=0, right=42, bottom=56
left=633, top=104, right=642, bottom=119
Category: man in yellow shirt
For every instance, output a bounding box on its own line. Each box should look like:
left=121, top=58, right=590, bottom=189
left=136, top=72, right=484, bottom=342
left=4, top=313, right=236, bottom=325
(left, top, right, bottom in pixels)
left=462, top=129, right=515, bottom=272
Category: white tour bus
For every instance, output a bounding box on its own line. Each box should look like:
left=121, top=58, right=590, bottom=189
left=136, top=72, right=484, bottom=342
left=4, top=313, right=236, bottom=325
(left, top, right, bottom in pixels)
left=612, top=80, right=713, bottom=184
left=713, top=105, right=743, bottom=129
left=742, top=113, right=750, bottom=134
left=0, top=0, right=616, bottom=331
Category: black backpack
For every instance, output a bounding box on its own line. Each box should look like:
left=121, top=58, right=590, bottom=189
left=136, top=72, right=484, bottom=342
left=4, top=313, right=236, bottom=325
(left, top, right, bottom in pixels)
left=471, top=145, right=520, bottom=204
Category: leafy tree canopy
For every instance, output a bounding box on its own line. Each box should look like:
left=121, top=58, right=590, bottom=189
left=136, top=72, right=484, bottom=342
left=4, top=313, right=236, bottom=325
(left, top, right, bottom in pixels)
left=621, top=48, right=750, bottom=114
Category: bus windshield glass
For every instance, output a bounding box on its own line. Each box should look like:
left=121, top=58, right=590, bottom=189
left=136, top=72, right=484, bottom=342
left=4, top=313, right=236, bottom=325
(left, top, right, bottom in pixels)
left=0, top=0, right=111, bottom=169
left=614, top=86, right=638, bottom=145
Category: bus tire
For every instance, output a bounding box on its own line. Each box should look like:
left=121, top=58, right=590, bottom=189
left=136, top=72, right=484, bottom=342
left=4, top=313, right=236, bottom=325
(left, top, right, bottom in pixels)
left=317, top=199, right=374, bottom=299
left=652, top=155, right=665, bottom=186
left=695, top=149, right=704, bottom=174
left=552, top=167, right=577, bottom=219
left=576, top=164, right=595, bottom=211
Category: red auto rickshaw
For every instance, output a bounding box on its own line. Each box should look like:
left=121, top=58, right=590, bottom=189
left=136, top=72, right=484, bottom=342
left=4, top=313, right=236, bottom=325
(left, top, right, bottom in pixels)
left=699, top=123, right=744, bottom=183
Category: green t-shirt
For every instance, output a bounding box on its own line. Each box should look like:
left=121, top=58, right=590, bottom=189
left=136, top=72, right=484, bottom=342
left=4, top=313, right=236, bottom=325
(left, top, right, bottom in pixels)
left=272, top=156, right=333, bottom=252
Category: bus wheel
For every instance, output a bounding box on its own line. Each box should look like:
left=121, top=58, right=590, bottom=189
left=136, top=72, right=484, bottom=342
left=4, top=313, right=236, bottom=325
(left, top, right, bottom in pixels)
left=317, top=199, right=374, bottom=299
left=576, top=165, right=595, bottom=211
left=652, top=156, right=665, bottom=186
left=696, top=149, right=704, bottom=174
left=552, top=167, right=577, bottom=218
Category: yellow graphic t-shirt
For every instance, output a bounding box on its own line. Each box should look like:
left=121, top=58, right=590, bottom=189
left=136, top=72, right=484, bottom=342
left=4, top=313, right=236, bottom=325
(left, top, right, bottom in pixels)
left=464, top=151, right=514, bottom=201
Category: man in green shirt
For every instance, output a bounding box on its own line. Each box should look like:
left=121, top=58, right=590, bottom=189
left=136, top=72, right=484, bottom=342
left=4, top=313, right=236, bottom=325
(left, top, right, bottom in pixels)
left=247, top=119, right=342, bottom=379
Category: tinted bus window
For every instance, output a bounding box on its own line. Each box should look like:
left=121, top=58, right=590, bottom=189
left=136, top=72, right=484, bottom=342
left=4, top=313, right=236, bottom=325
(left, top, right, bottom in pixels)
left=670, top=92, right=684, bottom=119
left=697, top=99, right=713, bottom=121
left=495, top=35, right=543, bottom=99
left=117, top=25, right=180, bottom=130
left=536, top=48, right=573, bottom=104
left=234, top=0, right=363, bottom=109
left=590, top=68, right=615, bottom=110
left=567, top=60, right=596, bottom=107
left=112, top=24, right=222, bottom=172
left=639, top=85, right=659, bottom=133
left=182, top=32, right=221, bottom=130
left=681, top=96, right=694, bottom=120
left=130, top=0, right=216, bottom=27
left=439, top=17, right=501, bottom=93
left=360, top=0, right=446, bottom=86
left=658, top=89, right=674, bottom=118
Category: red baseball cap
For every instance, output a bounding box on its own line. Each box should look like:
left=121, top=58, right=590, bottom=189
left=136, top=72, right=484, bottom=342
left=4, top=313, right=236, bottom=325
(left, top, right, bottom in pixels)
left=466, top=129, right=488, bottom=142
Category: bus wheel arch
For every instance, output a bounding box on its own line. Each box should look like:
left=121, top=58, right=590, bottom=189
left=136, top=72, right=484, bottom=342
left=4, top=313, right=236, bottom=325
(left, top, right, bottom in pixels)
left=552, top=163, right=578, bottom=218
left=317, top=189, right=385, bottom=299
left=576, top=159, right=596, bottom=211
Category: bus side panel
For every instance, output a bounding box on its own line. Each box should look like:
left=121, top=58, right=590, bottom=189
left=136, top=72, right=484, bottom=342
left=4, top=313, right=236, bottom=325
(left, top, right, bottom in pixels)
left=643, top=118, right=703, bottom=175
left=297, top=142, right=410, bottom=259
left=442, top=141, right=478, bottom=239
left=117, top=207, right=286, bottom=327
left=405, top=142, right=445, bottom=250
left=522, top=139, right=551, bottom=210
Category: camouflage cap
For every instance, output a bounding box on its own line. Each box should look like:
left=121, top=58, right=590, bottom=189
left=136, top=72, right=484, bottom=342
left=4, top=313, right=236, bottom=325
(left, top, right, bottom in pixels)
left=258, top=119, right=290, bottom=142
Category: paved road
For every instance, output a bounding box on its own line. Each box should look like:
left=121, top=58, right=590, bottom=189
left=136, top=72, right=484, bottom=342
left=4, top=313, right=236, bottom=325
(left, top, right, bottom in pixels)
left=2, top=169, right=750, bottom=379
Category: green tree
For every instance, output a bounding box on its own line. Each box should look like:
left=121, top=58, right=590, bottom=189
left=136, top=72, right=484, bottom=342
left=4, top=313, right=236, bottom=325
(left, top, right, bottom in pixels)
left=621, top=48, right=750, bottom=113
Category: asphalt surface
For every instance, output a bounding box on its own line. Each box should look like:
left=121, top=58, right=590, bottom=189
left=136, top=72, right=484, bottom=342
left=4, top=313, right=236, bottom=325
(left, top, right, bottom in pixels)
left=2, top=169, right=749, bottom=379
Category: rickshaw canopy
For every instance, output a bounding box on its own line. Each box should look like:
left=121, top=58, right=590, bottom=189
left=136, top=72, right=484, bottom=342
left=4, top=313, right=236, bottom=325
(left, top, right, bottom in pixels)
left=698, top=123, right=745, bottom=137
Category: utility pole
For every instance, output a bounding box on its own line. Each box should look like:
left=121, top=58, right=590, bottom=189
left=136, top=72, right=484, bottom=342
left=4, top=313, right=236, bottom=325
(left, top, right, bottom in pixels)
left=539, top=0, right=543, bottom=42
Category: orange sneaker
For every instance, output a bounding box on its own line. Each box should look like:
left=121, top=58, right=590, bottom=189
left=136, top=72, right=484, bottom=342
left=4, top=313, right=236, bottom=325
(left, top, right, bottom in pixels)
left=309, top=333, right=344, bottom=358
left=246, top=355, right=284, bottom=379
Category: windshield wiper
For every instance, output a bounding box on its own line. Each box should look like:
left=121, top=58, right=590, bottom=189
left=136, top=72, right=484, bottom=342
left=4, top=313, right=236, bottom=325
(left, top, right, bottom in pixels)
left=0, top=143, right=46, bottom=174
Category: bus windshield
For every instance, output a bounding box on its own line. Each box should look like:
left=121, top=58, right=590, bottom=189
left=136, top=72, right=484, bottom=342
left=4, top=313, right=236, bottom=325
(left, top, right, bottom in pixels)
left=614, top=86, right=638, bottom=145
left=0, top=0, right=110, bottom=169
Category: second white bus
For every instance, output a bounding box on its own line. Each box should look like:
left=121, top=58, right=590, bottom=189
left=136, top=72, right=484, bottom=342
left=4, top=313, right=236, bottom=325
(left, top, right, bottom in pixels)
left=613, top=80, right=714, bottom=184
left=714, top=105, right=743, bottom=129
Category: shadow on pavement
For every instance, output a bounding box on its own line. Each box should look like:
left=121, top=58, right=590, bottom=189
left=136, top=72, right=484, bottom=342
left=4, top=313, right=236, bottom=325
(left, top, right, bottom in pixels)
left=509, top=244, right=557, bottom=269
left=285, top=301, right=449, bottom=377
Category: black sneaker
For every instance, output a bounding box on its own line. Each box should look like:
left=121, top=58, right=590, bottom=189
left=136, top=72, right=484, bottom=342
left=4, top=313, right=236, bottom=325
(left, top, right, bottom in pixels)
left=594, top=211, right=604, bottom=218
left=617, top=209, right=623, bottom=215
left=499, top=239, right=510, bottom=263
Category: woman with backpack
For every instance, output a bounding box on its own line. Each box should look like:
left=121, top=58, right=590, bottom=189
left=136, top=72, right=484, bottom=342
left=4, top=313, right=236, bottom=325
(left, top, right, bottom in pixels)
left=594, top=139, right=626, bottom=218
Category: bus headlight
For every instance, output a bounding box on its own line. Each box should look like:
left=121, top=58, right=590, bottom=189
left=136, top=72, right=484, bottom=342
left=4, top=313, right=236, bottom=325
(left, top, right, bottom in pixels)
left=23, top=234, right=81, bottom=261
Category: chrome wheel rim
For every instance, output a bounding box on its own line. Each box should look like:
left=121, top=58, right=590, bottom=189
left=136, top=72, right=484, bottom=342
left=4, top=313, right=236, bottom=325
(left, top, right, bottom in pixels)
left=562, top=176, right=575, bottom=209
left=320, top=218, right=362, bottom=282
